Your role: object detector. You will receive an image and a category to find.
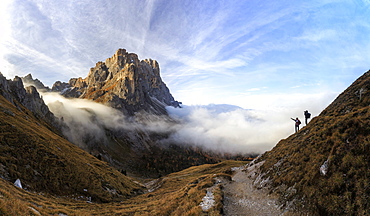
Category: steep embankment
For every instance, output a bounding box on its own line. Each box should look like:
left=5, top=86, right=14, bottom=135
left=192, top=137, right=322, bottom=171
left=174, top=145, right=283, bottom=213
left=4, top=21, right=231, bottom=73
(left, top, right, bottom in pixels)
left=0, top=89, right=143, bottom=203
left=253, top=70, right=370, bottom=215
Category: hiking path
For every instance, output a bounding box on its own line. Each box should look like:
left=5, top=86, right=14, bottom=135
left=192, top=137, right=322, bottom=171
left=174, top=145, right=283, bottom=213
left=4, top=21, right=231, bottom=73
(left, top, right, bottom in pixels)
left=222, top=166, right=287, bottom=216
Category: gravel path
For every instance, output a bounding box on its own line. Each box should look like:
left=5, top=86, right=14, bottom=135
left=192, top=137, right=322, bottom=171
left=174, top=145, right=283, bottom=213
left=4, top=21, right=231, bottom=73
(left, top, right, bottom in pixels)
left=222, top=166, right=286, bottom=216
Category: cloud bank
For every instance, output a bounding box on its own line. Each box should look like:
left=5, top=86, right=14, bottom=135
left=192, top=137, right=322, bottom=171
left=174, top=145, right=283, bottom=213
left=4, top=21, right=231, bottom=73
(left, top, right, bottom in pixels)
left=42, top=93, right=129, bottom=148
left=41, top=92, right=301, bottom=155
left=164, top=105, right=293, bottom=154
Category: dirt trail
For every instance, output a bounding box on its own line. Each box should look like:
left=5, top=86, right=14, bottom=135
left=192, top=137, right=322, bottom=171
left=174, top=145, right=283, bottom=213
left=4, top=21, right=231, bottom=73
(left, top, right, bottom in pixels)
left=222, top=166, right=286, bottom=216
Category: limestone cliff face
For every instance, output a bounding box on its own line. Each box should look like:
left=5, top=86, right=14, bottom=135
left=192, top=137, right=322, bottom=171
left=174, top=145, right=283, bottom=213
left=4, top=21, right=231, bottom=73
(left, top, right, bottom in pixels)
left=58, top=49, right=179, bottom=115
left=0, top=73, right=55, bottom=124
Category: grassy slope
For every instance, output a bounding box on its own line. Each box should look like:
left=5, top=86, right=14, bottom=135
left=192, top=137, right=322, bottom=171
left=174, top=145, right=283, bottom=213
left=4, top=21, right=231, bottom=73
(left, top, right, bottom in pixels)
left=0, top=94, right=143, bottom=204
left=0, top=91, right=248, bottom=215
left=0, top=160, right=246, bottom=215
left=257, top=70, right=370, bottom=215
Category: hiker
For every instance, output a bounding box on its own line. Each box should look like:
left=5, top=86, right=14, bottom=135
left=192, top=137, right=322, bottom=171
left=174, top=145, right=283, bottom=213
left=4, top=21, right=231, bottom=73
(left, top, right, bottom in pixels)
left=304, top=110, right=311, bottom=125
left=291, top=117, right=301, bottom=133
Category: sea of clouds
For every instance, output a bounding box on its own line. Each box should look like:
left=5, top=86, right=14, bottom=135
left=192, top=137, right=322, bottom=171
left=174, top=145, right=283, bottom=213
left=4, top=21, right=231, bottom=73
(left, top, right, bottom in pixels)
left=41, top=92, right=301, bottom=155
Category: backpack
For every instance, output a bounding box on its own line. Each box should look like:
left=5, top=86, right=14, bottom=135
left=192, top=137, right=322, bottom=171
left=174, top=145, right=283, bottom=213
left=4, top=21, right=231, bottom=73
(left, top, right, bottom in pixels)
left=307, top=113, right=311, bottom=118
left=297, top=120, right=301, bottom=125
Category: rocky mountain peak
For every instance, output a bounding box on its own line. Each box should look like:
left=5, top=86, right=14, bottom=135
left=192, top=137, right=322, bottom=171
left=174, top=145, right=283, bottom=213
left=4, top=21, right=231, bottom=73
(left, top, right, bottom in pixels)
left=0, top=73, right=55, bottom=125
left=22, top=73, right=50, bottom=91
left=105, top=48, right=139, bottom=72
left=57, top=48, right=180, bottom=115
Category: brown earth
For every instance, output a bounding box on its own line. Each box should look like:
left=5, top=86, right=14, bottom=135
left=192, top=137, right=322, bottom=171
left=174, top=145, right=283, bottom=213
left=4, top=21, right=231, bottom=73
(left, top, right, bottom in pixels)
left=223, top=165, right=292, bottom=216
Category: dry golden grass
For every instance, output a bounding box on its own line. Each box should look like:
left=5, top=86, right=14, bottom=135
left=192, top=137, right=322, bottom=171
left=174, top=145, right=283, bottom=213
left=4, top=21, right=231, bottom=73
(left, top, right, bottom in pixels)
left=258, top=70, right=370, bottom=215
left=0, top=94, right=143, bottom=203
left=0, top=160, right=246, bottom=215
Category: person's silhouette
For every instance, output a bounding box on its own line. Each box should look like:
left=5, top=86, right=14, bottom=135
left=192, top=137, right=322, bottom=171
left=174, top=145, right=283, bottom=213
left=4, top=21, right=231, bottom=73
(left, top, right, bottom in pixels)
left=304, top=110, right=311, bottom=125
left=291, top=117, right=301, bottom=133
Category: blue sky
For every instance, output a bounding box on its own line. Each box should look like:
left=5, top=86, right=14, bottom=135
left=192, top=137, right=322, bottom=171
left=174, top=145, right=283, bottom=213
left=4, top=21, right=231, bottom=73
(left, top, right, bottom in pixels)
left=1, top=0, right=370, bottom=113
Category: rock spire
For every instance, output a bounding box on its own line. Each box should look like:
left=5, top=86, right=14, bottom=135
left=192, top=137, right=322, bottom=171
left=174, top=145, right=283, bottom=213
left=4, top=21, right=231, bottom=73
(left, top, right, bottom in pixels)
left=57, top=49, right=180, bottom=115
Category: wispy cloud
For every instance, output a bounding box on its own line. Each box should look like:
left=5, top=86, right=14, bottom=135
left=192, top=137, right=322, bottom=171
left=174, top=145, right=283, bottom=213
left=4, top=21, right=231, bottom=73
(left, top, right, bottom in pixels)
left=296, top=29, right=337, bottom=42
left=1, top=0, right=370, bottom=110
left=246, top=87, right=267, bottom=92
left=2, top=0, right=369, bottom=157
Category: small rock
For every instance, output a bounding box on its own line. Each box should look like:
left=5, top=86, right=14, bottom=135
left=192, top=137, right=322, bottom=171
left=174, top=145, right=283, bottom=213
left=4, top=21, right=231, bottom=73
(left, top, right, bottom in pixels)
left=320, top=160, right=329, bottom=176
left=14, top=179, right=22, bottom=189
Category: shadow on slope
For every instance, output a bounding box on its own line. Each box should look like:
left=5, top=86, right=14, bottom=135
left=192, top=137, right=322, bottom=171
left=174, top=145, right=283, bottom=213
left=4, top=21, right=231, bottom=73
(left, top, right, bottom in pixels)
left=0, top=94, right=143, bottom=203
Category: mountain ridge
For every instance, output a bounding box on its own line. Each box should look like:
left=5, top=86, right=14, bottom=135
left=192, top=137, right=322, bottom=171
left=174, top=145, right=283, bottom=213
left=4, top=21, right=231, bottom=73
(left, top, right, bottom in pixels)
left=250, top=69, right=370, bottom=215
left=0, top=85, right=144, bottom=203
left=0, top=73, right=57, bottom=129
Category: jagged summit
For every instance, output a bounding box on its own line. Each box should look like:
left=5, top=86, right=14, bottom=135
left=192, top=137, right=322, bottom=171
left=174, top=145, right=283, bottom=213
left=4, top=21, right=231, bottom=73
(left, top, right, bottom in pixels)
left=22, top=73, right=50, bottom=91
left=55, top=49, right=180, bottom=115
left=0, top=73, right=54, bottom=125
left=250, top=70, right=370, bottom=215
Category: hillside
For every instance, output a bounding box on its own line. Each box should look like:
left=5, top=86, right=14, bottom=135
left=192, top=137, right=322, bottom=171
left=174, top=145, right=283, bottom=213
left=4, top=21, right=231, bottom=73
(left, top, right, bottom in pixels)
left=252, top=70, right=370, bottom=215
left=0, top=91, right=143, bottom=203
left=0, top=159, right=246, bottom=215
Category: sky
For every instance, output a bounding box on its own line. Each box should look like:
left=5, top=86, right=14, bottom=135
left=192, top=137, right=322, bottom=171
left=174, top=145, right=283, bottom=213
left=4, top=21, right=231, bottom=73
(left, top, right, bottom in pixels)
left=1, top=0, right=370, bottom=154
left=1, top=0, right=370, bottom=116
left=0, top=0, right=370, bottom=148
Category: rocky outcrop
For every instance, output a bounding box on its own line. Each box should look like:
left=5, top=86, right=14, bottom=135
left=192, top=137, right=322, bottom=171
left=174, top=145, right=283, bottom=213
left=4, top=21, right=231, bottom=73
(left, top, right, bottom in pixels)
left=56, top=49, right=180, bottom=115
left=22, top=74, right=50, bottom=92
left=0, top=72, right=55, bottom=125
left=51, top=81, right=71, bottom=92
left=0, top=73, right=12, bottom=102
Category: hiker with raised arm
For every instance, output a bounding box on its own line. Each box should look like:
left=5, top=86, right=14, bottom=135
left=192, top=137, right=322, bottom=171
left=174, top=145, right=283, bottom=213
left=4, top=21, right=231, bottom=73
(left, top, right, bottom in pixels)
left=291, top=117, right=301, bottom=133
left=304, top=110, right=311, bottom=125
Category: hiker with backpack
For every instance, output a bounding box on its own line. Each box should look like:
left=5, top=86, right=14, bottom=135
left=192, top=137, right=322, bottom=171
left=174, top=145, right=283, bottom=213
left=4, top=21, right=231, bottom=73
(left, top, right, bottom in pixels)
left=291, top=117, right=301, bottom=133
left=304, top=110, right=311, bottom=125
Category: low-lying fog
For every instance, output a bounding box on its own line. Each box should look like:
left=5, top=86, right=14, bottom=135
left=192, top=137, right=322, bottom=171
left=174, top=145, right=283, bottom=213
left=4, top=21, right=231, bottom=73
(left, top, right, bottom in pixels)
left=41, top=92, right=333, bottom=155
